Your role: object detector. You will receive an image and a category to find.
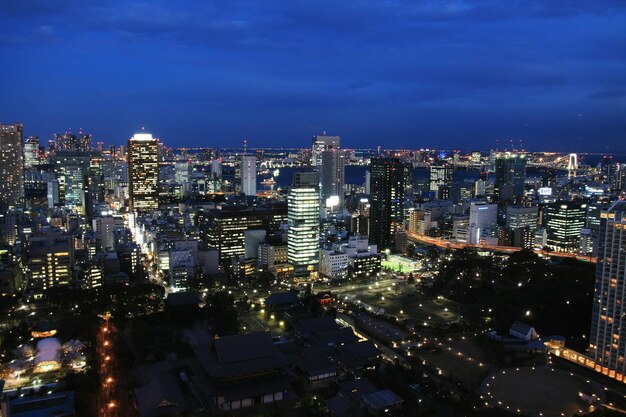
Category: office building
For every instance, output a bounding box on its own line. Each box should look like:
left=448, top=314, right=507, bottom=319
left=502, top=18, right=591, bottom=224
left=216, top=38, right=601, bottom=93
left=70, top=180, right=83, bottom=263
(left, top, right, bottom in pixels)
left=320, top=249, right=349, bottom=279
left=506, top=205, right=539, bottom=230
left=128, top=133, right=159, bottom=211
left=312, top=134, right=340, bottom=168
left=494, top=153, right=526, bottom=202
left=93, top=216, right=125, bottom=252
left=600, top=156, right=617, bottom=186
left=589, top=200, right=626, bottom=380
left=235, top=155, right=257, bottom=196
left=258, top=243, right=289, bottom=271
left=0, top=123, right=24, bottom=209
left=210, top=159, right=223, bottom=178
left=203, top=205, right=287, bottom=265
left=320, top=148, right=346, bottom=212
left=469, top=203, right=497, bottom=244
left=544, top=201, right=587, bottom=252
left=51, top=151, right=104, bottom=217
left=429, top=162, right=453, bottom=194
left=24, top=136, right=41, bottom=168
left=584, top=201, right=609, bottom=257
left=288, top=172, right=320, bottom=276
left=53, top=131, right=92, bottom=152
left=368, top=157, right=408, bottom=248
left=26, top=232, right=74, bottom=291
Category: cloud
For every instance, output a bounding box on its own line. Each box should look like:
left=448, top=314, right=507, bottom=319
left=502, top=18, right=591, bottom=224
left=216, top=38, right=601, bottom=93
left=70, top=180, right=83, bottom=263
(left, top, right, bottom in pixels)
left=1, top=0, right=626, bottom=150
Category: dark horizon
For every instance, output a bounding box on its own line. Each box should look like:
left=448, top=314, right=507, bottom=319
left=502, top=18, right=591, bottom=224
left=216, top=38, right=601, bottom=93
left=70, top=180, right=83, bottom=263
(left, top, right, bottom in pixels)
left=1, top=1, right=625, bottom=151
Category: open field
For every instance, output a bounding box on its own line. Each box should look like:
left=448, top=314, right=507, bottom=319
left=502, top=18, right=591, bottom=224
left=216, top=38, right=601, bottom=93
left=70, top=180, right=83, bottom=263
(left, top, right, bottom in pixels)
left=482, top=366, right=604, bottom=416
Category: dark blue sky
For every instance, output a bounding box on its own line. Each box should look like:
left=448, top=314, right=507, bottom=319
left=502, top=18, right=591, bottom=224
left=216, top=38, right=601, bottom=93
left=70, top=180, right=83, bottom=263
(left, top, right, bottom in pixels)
left=1, top=1, right=625, bottom=151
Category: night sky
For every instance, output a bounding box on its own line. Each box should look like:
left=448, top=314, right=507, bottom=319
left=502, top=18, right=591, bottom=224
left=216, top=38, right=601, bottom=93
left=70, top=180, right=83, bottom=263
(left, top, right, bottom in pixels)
left=1, top=1, right=625, bottom=151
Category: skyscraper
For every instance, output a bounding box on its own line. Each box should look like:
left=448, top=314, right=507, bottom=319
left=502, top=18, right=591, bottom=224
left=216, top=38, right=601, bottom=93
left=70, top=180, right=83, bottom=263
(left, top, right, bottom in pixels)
left=469, top=203, right=498, bottom=244
left=51, top=150, right=103, bottom=217
left=0, top=123, right=24, bottom=209
left=54, top=131, right=92, bottom=152
left=128, top=133, right=159, bottom=211
left=288, top=172, right=320, bottom=276
left=24, top=136, right=40, bottom=169
left=494, top=153, right=526, bottom=202
left=311, top=134, right=340, bottom=168
left=544, top=201, right=586, bottom=252
left=236, top=155, right=257, bottom=196
left=320, top=148, right=346, bottom=211
left=368, top=157, right=408, bottom=248
left=429, top=162, right=453, bottom=194
left=589, top=200, right=626, bottom=380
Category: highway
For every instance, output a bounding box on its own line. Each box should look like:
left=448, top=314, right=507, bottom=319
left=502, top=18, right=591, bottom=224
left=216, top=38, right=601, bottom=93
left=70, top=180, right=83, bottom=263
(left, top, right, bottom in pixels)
left=406, top=231, right=596, bottom=263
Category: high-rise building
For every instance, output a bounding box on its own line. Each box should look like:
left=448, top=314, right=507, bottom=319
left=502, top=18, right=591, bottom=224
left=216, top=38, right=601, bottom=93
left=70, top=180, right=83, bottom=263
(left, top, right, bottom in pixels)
left=368, top=157, right=408, bottom=248
left=320, top=148, right=346, bottom=212
left=54, top=131, right=92, bottom=152
left=24, top=136, right=40, bottom=168
left=288, top=172, right=320, bottom=276
left=589, top=200, right=626, bottom=380
left=311, top=134, right=340, bottom=168
left=600, top=156, right=617, bottom=185
left=494, top=153, right=526, bottom=202
left=51, top=150, right=104, bottom=217
left=202, top=205, right=287, bottom=265
left=235, top=155, right=257, bottom=196
left=128, top=133, right=159, bottom=211
left=0, top=123, right=24, bottom=209
left=26, top=232, right=74, bottom=291
left=468, top=203, right=498, bottom=244
left=210, top=159, right=223, bottom=178
left=544, top=201, right=587, bottom=252
left=616, top=164, right=626, bottom=192
left=505, top=205, right=538, bottom=230
left=93, top=216, right=125, bottom=252
left=429, top=162, right=453, bottom=194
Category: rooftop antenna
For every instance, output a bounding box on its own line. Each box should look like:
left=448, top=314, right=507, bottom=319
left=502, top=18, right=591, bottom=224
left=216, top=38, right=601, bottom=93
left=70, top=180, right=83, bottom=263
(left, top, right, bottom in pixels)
left=243, top=138, right=248, bottom=155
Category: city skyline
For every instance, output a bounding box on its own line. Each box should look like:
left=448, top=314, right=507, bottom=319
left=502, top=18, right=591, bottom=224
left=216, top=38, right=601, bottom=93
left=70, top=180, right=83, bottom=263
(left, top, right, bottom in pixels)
left=1, top=1, right=626, bottom=151
left=2, top=2, right=626, bottom=415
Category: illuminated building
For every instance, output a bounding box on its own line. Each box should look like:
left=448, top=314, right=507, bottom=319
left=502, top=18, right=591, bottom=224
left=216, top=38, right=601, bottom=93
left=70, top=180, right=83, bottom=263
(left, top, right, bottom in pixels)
left=203, top=205, right=287, bottom=265
left=51, top=150, right=104, bottom=217
left=235, top=155, right=257, bottom=196
left=506, top=205, right=538, bottom=230
left=288, top=172, right=320, bottom=276
left=0, top=123, right=24, bottom=209
left=589, top=200, right=626, bottom=380
left=26, top=232, right=74, bottom=291
left=24, top=136, right=41, bottom=168
left=258, top=243, right=288, bottom=271
left=544, top=201, right=586, bottom=252
left=428, top=162, right=453, bottom=194
left=320, top=148, right=346, bottom=212
left=53, top=131, right=92, bottom=152
left=311, top=134, right=340, bottom=168
left=469, top=203, right=497, bottom=244
left=128, top=133, right=159, bottom=211
left=368, top=157, right=408, bottom=248
left=494, top=153, right=526, bottom=202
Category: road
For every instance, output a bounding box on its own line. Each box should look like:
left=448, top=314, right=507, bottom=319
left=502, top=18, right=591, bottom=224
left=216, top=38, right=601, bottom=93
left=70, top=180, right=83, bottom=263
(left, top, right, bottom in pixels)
left=406, top=231, right=596, bottom=263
